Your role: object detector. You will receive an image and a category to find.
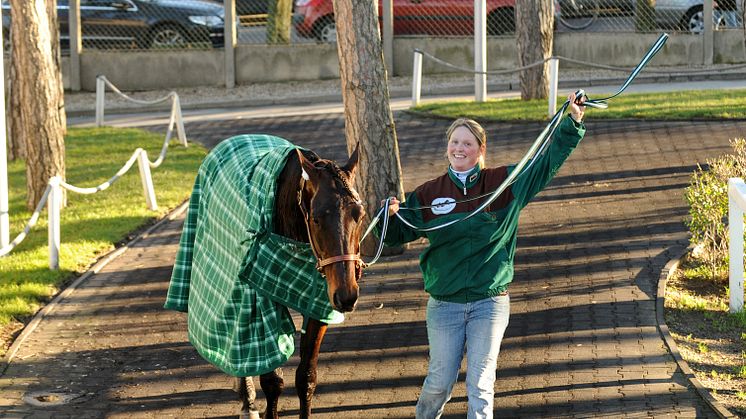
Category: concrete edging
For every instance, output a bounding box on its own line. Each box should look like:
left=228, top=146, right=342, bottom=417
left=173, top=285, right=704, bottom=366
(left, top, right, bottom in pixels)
left=0, top=201, right=190, bottom=376
left=655, top=245, right=738, bottom=419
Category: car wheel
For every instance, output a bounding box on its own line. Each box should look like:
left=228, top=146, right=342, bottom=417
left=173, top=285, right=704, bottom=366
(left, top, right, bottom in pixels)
left=315, top=17, right=336, bottom=43
left=682, top=6, right=725, bottom=34
left=149, top=24, right=188, bottom=49
left=683, top=7, right=705, bottom=34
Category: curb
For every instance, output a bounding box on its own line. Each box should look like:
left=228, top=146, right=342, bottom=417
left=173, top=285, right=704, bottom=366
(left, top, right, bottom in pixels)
left=0, top=201, right=190, bottom=376
left=655, top=245, right=738, bottom=419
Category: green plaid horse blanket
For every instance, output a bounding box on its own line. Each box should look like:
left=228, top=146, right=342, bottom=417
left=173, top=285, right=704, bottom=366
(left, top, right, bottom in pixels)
left=164, top=134, right=343, bottom=377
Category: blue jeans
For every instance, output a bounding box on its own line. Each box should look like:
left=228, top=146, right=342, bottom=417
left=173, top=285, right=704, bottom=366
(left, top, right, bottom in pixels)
left=415, top=294, right=510, bottom=419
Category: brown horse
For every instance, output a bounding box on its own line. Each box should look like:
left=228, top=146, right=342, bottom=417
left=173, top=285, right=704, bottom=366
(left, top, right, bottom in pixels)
left=234, top=145, right=365, bottom=419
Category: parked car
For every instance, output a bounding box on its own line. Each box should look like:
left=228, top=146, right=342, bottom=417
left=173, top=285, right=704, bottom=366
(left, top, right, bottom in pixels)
left=235, top=0, right=270, bottom=15
left=556, top=0, right=635, bottom=18
left=2, top=0, right=225, bottom=51
left=293, top=0, right=516, bottom=43
left=655, top=0, right=742, bottom=33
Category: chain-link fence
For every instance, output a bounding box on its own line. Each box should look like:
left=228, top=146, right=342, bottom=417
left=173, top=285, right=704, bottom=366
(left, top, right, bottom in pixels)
left=555, top=0, right=743, bottom=34
left=0, top=0, right=743, bottom=51
left=2, top=0, right=226, bottom=52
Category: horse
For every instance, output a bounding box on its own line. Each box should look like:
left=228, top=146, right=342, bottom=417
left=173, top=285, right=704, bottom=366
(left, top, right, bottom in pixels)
left=238, top=141, right=365, bottom=419
left=165, top=134, right=365, bottom=419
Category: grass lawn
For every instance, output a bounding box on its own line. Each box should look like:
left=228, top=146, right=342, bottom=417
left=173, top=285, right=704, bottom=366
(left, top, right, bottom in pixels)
left=411, top=88, right=746, bottom=121
left=0, top=127, right=207, bottom=354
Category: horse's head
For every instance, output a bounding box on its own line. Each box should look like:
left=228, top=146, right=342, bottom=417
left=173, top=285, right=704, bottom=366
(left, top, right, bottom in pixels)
left=297, top=145, right=364, bottom=312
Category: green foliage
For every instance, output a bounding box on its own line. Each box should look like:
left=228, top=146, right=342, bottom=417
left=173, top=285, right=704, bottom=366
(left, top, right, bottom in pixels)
left=699, top=342, right=710, bottom=353
left=684, top=138, right=746, bottom=279
left=736, top=365, right=746, bottom=379
left=0, top=127, right=207, bottom=328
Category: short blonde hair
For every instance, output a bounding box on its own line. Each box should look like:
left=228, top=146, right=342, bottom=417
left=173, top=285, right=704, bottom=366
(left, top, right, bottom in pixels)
left=445, top=118, right=487, bottom=169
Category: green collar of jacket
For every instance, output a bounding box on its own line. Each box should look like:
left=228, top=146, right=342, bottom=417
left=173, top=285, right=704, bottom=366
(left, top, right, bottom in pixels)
left=448, top=165, right=481, bottom=192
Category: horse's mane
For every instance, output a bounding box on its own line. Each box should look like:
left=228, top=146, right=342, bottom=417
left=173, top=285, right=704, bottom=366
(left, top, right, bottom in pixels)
left=273, top=149, right=357, bottom=243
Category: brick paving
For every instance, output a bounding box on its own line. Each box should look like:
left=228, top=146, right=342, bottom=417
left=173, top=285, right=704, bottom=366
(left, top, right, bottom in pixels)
left=2, top=112, right=744, bottom=418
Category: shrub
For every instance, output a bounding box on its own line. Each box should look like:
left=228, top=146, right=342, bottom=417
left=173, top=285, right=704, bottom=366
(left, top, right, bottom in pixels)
left=684, top=138, right=746, bottom=279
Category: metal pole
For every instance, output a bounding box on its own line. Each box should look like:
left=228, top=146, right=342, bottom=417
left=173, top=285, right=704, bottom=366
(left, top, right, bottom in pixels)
left=728, top=178, right=745, bottom=313
left=0, top=4, right=8, bottom=248
left=137, top=149, right=158, bottom=211
left=474, top=0, right=487, bottom=102
left=548, top=57, right=559, bottom=118
left=224, top=0, right=236, bottom=88
left=382, top=0, right=393, bottom=75
left=48, top=177, right=61, bottom=270
left=704, top=0, right=714, bottom=65
left=95, top=76, right=105, bottom=127
left=69, top=0, right=82, bottom=91
left=412, top=50, right=423, bottom=107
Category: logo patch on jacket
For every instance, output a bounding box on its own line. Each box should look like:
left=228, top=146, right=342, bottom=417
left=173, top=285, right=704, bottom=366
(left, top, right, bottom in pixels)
left=431, top=197, right=456, bottom=215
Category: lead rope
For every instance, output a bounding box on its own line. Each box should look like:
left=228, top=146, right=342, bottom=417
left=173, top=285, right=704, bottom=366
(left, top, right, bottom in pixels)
left=359, top=33, right=669, bottom=265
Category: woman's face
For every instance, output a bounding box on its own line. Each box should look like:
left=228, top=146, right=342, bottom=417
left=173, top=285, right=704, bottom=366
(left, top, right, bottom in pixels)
left=447, top=126, right=485, bottom=172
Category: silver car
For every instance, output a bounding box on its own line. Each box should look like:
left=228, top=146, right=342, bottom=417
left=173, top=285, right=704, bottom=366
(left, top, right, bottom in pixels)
left=656, top=0, right=742, bottom=33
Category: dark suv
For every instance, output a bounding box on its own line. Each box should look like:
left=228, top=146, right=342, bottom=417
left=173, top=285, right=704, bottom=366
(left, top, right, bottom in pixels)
left=2, top=0, right=225, bottom=50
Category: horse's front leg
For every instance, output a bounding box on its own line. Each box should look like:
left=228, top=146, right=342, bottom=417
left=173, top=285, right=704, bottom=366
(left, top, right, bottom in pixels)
left=233, top=376, right=260, bottom=419
left=259, top=369, right=284, bottom=419
left=296, top=317, right=328, bottom=419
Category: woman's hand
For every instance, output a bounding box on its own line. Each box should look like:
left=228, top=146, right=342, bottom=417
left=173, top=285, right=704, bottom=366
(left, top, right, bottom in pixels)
left=380, top=197, right=400, bottom=217
left=568, top=92, right=585, bottom=123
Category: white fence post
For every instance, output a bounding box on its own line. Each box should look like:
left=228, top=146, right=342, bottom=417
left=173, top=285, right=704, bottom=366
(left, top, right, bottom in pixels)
left=728, top=178, right=745, bottom=313
left=412, top=50, right=423, bottom=107
left=173, top=95, right=187, bottom=147
left=548, top=57, right=559, bottom=118
left=48, top=177, right=62, bottom=270
left=95, top=76, right=105, bottom=127
left=474, top=0, right=487, bottom=102
left=137, top=149, right=158, bottom=211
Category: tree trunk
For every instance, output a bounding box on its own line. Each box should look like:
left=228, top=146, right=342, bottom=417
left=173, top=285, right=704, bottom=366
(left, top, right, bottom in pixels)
left=7, top=48, right=25, bottom=161
left=10, top=0, right=66, bottom=209
left=266, top=0, right=293, bottom=44
left=46, top=0, right=66, bottom=134
left=332, top=0, right=404, bottom=256
left=635, top=0, right=656, bottom=32
left=516, top=0, right=553, bottom=100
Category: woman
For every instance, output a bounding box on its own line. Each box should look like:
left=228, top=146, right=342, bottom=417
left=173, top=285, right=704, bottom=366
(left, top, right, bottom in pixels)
left=377, top=93, right=586, bottom=418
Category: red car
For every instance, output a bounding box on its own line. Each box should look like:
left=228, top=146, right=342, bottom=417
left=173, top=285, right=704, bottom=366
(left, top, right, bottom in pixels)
left=293, top=0, right=516, bottom=42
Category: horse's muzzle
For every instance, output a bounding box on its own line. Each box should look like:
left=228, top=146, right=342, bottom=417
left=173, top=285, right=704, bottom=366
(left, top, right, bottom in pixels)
left=333, top=288, right=359, bottom=312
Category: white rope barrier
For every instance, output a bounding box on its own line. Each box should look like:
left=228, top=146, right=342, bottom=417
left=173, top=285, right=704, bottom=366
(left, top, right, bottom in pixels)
left=59, top=149, right=141, bottom=194
left=0, top=76, right=191, bottom=266
left=95, top=75, right=188, bottom=148
left=0, top=184, right=52, bottom=257
left=411, top=47, right=746, bottom=113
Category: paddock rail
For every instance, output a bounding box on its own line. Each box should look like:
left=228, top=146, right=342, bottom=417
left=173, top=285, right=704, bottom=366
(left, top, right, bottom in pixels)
left=410, top=49, right=746, bottom=118
left=0, top=77, right=190, bottom=269
left=727, top=178, right=746, bottom=313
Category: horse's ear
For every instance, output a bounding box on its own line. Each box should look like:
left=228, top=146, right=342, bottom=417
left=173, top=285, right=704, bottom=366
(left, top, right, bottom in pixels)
left=297, top=149, right=320, bottom=184
left=342, top=142, right=360, bottom=180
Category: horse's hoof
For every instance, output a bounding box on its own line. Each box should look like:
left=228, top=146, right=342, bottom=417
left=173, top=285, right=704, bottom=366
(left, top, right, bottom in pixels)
left=239, top=409, right=260, bottom=419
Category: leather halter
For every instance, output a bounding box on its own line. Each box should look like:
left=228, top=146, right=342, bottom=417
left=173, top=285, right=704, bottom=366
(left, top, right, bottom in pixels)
left=298, top=169, right=364, bottom=274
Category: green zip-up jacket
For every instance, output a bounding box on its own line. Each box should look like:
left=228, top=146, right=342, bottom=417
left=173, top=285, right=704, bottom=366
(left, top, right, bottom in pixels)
left=377, top=116, right=585, bottom=303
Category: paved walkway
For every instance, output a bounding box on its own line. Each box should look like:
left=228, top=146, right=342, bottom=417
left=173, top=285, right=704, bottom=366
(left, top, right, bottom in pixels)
left=2, top=109, right=745, bottom=417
